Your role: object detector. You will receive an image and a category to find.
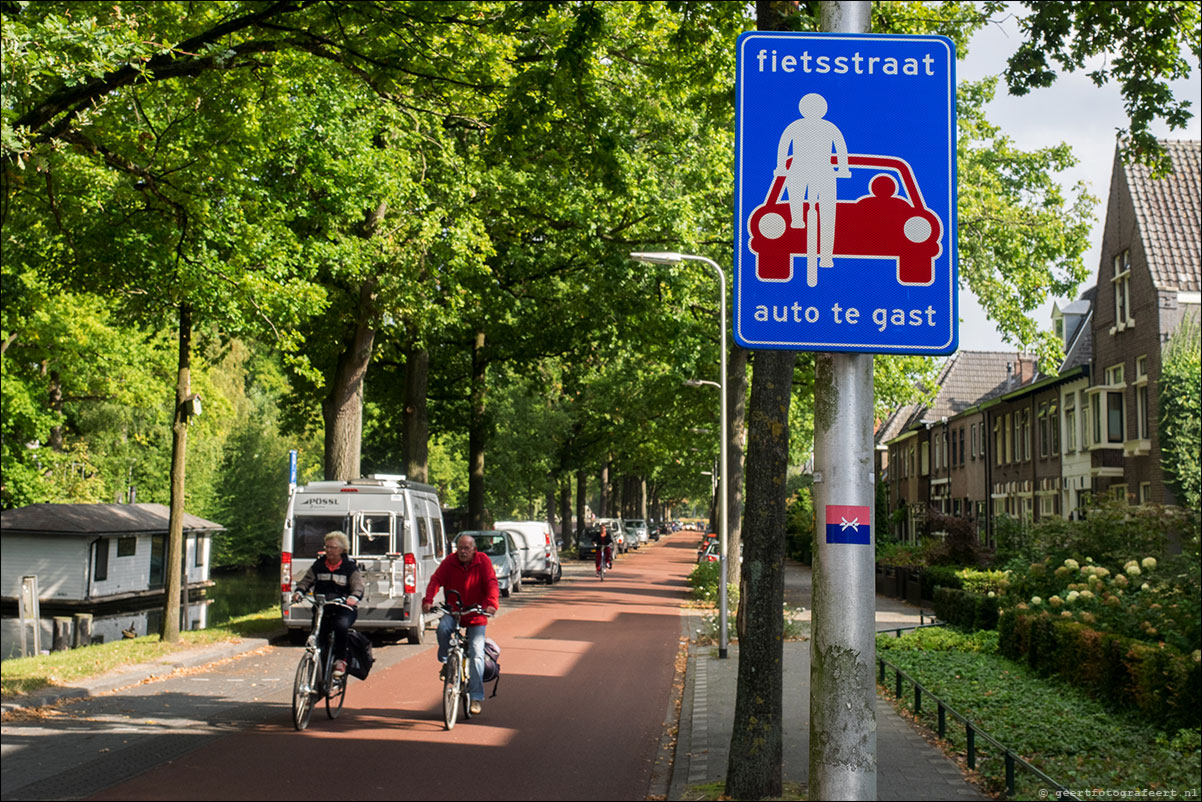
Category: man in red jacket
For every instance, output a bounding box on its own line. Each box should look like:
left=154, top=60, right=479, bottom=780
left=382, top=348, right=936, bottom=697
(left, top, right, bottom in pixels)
left=422, top=533, right=499, bottom=715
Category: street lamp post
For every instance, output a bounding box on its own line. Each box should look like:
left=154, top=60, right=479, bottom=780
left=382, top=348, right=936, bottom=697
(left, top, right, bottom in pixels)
left=631, top=252, right=729, bottom=658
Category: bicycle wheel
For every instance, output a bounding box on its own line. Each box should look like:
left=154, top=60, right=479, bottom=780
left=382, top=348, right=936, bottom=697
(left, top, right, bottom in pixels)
left=292, top=652, right=317, bottom=731
left=321, top=637, right=347, bottom=719
left=442, top=650, right=462, bottom=730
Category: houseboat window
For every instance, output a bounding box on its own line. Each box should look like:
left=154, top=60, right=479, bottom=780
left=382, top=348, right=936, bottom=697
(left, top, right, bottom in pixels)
left=150, top=535, right=165, bottom=588
left=293, top=516, right=346, bottom=559
left=94, top=539, right=110, bottom=582
left=194, top=535, right=204, bottom=567
left=118, top=536, right=137, bottom=557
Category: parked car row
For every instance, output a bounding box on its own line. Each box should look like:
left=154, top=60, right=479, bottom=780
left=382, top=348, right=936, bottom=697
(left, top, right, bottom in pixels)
left=451, top=520, right=564, bottom=597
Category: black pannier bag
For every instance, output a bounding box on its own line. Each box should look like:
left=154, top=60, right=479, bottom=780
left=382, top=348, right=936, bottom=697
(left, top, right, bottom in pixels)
left=482, top=637, right=501, bottom=697
left=346, top=629, right=374, bottom=680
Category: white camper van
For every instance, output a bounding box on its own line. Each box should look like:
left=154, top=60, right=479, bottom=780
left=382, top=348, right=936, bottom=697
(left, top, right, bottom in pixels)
left=281, top=475, right=446, bottom=644
left=494, top=520, right=562, bottom=583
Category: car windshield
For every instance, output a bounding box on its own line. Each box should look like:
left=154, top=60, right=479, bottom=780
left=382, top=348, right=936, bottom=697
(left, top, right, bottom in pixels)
left=475, top=535, right=507, bottom=556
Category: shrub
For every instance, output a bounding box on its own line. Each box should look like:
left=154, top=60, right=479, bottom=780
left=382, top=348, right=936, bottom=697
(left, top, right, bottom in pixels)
left=921, top=564, right=963, bottom=599
left=934, top=586, right=999, bottom=631
left=688, top=560, right=739, bottom=608
left=1160, top=317, right=1201, bottom=510
left=922, top=507, right=990, bottom=566
left=999, top=610, right=1201, bottom=730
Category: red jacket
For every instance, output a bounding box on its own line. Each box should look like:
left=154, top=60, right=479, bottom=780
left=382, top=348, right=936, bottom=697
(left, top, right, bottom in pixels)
left=423, top=551, right=499, bottom=626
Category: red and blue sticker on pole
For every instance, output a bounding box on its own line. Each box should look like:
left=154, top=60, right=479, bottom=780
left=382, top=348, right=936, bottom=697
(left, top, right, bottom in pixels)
left=825, top=505, right=871, bottom=545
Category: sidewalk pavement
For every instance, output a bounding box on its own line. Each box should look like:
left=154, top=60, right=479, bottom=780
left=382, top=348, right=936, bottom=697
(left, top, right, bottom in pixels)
left=0, top=635, right=277, bottom=715
left=666, top=560, right=988, bottom=801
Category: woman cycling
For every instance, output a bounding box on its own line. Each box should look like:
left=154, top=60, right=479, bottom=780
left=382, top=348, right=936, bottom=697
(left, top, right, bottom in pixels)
left=594, top=524, right=614, bottom=575
left=292, top=531, right=364, bottom=679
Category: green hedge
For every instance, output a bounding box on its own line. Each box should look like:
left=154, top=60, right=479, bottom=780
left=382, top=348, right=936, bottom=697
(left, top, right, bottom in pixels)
left=922, top=564, right=963, bottom=599
left=933, top=586, right=999, bottom=631
left=999, top=610, right=1201, bottom=731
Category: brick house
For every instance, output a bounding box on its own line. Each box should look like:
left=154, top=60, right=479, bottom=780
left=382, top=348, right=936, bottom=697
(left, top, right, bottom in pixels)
left=1088, top=140, right=1200, bottom=504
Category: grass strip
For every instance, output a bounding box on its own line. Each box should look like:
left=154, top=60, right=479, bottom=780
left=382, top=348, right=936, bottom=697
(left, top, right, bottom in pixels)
left=877, top=628, right=1201, bottom=799
left=1, top=607, right=281, bottom=697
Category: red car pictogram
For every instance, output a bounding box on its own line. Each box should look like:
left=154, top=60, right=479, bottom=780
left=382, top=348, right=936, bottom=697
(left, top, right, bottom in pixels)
left=747, top=154, right=943, bottom=286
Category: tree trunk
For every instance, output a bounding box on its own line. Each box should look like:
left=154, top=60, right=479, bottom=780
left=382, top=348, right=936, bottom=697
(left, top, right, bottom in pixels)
left=323, top=280, right=376, bottom=481
left=575, top=467, right=587, bottom=544
left=47, top=369, right=64, bottom=451
left=726, top=350, right=795, bottom=799
left=468, top=331, right=487, bottom=529
left=726, top=345, right=750, bottom=592
left=162, top=302, right=193, bottom=643
left=559, top=477, right=572, bottom=550
left=402, top=345, right=430, bottom=482
left=598, top=462, right=609, bottom=517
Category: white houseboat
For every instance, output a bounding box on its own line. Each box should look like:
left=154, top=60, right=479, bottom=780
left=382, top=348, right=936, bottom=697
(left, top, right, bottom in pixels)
left=1, top=503, right=221, bottom=611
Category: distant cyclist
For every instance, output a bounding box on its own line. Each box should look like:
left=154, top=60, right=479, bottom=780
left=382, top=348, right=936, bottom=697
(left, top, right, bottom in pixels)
left=422, top=534, right=499, bottom=716
left=292, top=531, right=364, bottom=679
left=594, top=524, right=614, bottom=575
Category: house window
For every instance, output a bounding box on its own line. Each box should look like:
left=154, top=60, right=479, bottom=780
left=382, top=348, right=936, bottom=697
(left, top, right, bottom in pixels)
left=970, top=423, right=977, bottom=458
left=1135, top=355, right=1150, bottom=440
left=1112, top=249, right=1132, bottom=328
left=994, top=419, right=1004, bottom=465
left=194, top=536, right=204, bottom=567
left=1050, top=401, right=1059, bottom=455
left=921, top=441, right=930, bottom=475
left=1021, top=409, right=1031, bottom=461
left=1107, top=392, right=1124, bottom=443
left=959, top=428, right=965, bottom=465
left=1112, top=483, right=1129, bottom=503
left=94, top=539, right=110, bottom=582
left=1038, top=403, right=1049, bottom=458
left=1064, top=394, right=1076, bottom=452
left=1139, top=483, right=1152, bottom=504
left=117, top=536, right=137, bottom=557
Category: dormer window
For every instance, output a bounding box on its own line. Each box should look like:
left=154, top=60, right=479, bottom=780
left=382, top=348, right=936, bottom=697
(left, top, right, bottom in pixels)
left=1112, top=249, right=1133, bottom=330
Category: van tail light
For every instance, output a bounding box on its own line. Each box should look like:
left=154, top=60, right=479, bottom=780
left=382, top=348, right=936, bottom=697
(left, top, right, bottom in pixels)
left=403, top=553, right=417, bottom=593
left=281, top=552, right=292, bottom=592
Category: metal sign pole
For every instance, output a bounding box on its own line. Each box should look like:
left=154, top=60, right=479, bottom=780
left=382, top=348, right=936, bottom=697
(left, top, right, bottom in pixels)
left=807, top=6, right=876, bottom=802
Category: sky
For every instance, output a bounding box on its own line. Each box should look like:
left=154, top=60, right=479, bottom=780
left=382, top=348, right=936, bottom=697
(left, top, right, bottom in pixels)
left=954, top=9, right=1202, bottom=353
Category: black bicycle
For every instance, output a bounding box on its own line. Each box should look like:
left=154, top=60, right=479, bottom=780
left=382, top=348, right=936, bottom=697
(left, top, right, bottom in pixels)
left=438, top=589, right=493, bottom=730
left=290, top=594, right=354, bottom=731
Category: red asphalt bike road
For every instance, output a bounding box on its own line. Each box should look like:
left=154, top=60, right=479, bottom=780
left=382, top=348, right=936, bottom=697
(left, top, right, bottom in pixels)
left=92, top=532, right=697, bottom=801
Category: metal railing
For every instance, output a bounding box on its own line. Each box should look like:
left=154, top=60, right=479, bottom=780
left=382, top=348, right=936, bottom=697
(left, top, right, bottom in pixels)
left=876, top=623, right=1080, bottom=801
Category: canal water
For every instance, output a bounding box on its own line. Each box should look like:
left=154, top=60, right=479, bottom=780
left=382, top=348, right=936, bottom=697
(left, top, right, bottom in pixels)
left=1, top=568, right=279, bottom=661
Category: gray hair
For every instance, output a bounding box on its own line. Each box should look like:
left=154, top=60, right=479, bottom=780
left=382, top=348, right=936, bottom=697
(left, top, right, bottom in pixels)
left=455, top=534, right=477, bottom=548
left=324, top=531, right=350, bottom=552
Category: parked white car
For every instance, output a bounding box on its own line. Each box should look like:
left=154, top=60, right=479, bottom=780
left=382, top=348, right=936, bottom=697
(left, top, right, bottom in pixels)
left=624, top=519, right=650, bottom=546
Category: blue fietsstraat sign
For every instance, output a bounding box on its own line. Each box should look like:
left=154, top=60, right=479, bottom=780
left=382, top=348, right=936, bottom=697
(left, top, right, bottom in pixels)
left=734, top=32, right=958, bottom=354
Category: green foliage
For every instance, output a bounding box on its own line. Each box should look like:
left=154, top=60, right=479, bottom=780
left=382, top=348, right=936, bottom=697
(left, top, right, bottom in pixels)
left=956, top=567, right=1010, bottom=595
left=955, top=77, right=1095, bottom=366
left=933, top=586, right=1001, bottom=632
left=784, top=484, right=814, bottom=565
left=876, top=626, right=998, bottom=654
left=1160, top=317, right=1201, bottom=509
left=688, top=560, right=739, bottom=609
left=879, top=626, right=1201, bottom=798
left=999, top=610, right=1200, bottom=731
left=922, top=508, right=990, bottom=566
left=993, top=513, right=1038, bottom=569
left=999, top=0, right=1201, bottom=175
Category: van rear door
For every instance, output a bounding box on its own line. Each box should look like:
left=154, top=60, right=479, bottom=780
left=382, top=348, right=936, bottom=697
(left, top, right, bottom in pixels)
left=351, top=511, right=397, bottom=602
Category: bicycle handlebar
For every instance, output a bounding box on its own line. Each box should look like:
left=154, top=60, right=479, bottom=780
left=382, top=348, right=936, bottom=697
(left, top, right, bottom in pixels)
left=290, top=593, right=355, bottom=610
